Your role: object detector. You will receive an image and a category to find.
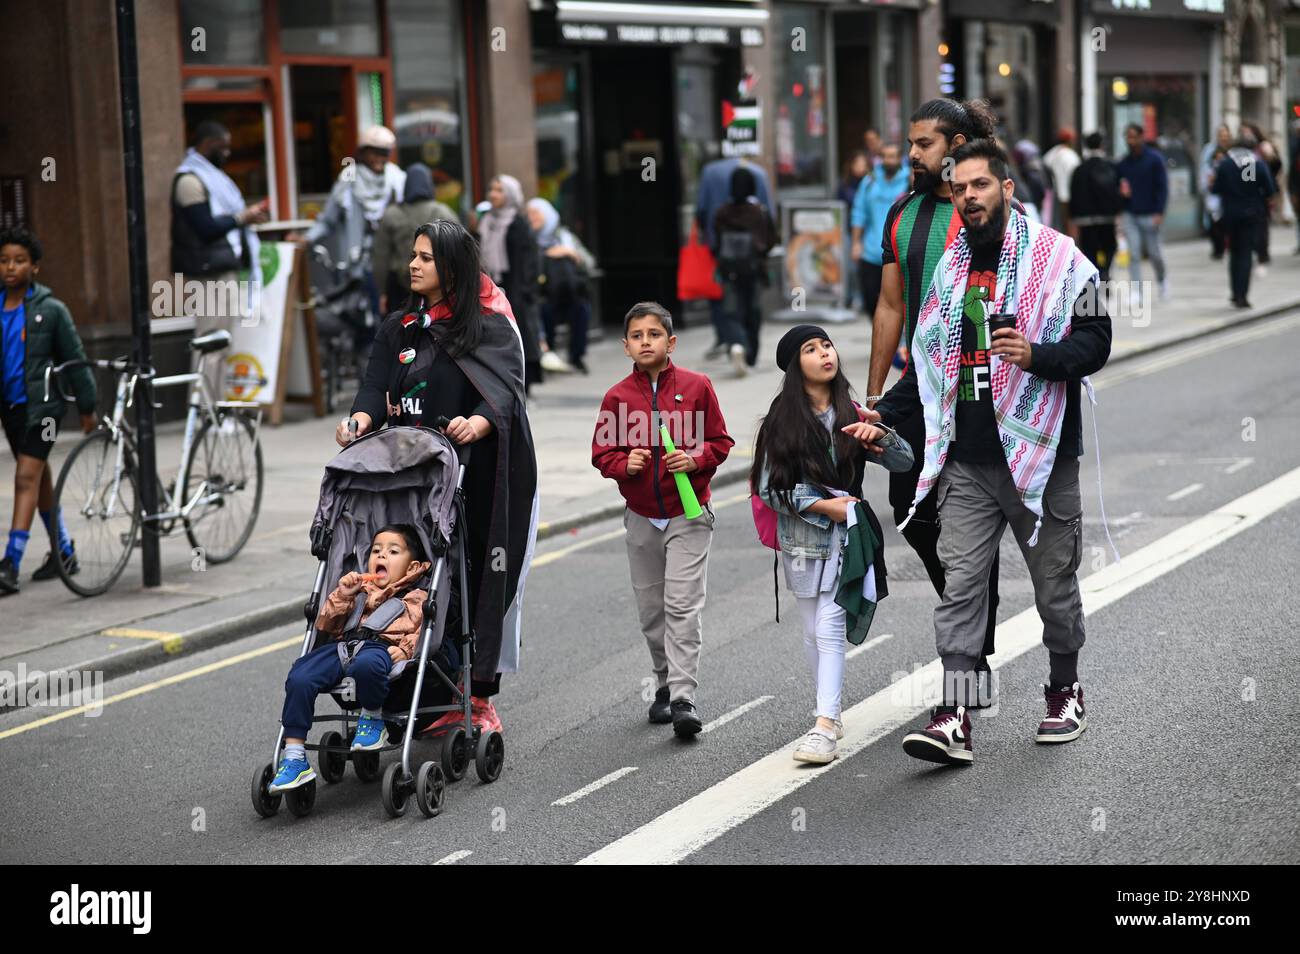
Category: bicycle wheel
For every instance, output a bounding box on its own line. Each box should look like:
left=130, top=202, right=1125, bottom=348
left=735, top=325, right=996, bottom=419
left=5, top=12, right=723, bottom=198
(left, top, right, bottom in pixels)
left=53, top=429, right=141, bottom=597
left=183, top=412, right=263, bottom=564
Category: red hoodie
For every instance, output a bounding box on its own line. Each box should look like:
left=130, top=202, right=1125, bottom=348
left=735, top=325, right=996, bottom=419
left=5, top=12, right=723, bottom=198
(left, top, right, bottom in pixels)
left=592, top=360, right=734, bottom=519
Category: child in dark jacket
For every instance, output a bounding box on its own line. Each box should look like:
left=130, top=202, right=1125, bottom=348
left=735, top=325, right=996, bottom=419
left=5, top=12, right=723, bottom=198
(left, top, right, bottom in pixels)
left=592, top=302, right=734, bottom=737
left=0, top=227, right=97, bottom=595
left=269, top=524, right=430, bottom=794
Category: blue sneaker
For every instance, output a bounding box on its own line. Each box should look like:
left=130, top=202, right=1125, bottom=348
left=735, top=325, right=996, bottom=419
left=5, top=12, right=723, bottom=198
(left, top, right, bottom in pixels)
left=267, top=756, right=315, bottom=793
left=351, top=716, right=386, bottom=751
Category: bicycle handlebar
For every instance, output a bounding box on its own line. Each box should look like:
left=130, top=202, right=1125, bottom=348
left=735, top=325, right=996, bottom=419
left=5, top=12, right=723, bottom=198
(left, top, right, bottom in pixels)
left=44, top=358, right=155, bottom=402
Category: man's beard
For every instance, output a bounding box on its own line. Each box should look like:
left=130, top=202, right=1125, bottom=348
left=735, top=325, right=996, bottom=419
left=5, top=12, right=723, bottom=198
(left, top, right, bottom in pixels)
left=205, top=149, right=228, bottom=169
left=911, top=161, right=944, bottom=194
left=962, top=197, right=1007, bottom=250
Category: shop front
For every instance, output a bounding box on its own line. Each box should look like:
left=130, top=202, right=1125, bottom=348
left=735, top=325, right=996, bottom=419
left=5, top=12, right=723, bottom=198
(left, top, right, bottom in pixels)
left=943, top=0, right=1063, bottom=148
left=180, top=0, right=474, bottom=222
left=1087, top=0, right=1224, bottom=238
left=833, top=0, right=920, bottom=167
left=531, top=0, right=768, bottom=324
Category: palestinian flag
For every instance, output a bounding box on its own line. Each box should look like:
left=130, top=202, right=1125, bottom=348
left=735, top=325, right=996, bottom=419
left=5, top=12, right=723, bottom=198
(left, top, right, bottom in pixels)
left=722, top=100, right=759, bottom=131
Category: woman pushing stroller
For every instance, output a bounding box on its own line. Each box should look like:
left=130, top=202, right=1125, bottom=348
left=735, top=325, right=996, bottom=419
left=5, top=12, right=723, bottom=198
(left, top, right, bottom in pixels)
left=334, top=218, right=539, bottom=738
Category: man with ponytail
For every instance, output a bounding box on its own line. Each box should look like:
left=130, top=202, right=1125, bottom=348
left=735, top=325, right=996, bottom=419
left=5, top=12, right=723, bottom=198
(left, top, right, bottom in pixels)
left=861, top=98, right=1004, bottom=699
left=856, top=139, right=1112, bottom=765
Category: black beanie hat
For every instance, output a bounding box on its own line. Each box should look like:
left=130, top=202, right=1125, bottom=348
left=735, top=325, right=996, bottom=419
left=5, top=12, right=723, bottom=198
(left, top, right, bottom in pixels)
left=776, top=324, right=831, bottom=372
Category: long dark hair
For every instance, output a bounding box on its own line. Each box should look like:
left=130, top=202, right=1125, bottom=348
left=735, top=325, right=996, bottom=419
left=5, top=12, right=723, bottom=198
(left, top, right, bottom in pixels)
left=749, top=345, right=860, bottom=513
left=397, top=219, right=484, bottom=358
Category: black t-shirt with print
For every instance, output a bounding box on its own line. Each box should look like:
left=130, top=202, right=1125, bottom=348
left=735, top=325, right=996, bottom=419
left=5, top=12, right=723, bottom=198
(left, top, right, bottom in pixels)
left=949, top=243, right=1003, bottom=464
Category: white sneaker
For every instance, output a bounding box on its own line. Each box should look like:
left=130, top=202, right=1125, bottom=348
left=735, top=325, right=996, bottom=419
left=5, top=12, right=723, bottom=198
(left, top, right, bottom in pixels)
left=729, top=343, right=748, bottom=377
left=540, top=351, right=572, bottom=373
left=1157, top=278, right=1169, bottom=301
left=1128, top=286, right=1142, bottom=312
left=1255, top=264, right=1269, bottom=278
left=793, top=726, right=837, bottom=764
left=831, top=719, right=844, bottom=740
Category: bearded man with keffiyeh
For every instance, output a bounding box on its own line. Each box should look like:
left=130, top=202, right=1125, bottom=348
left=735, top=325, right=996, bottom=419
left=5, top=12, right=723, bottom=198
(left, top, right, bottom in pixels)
left=848, top=139, right=1111, bottom=766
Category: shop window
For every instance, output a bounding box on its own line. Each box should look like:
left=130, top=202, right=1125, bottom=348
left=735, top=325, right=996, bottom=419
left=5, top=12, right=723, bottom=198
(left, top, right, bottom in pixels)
left=182, top=102, right=271, bottom=202
left=775, top=3, right=829, bottom=192
left=181, top=0, right=265, bottom=65
left=388, top=0, right=467, bottom=213
left=279, top=0, right=381, bottom=57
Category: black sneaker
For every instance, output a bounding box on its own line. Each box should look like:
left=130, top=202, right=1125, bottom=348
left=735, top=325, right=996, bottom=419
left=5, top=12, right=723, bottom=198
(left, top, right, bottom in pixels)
left=0, top=557, right=19, bottom=596
left=31, top=546, right=78, bottom=581
left=670, top=699, right=702, bottom=738
left=648, top=687, right=672, bottom=724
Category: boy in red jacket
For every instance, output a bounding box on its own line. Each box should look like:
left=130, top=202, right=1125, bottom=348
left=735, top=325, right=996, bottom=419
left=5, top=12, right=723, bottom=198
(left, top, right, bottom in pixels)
left=592, top=302, right=734, bottom=737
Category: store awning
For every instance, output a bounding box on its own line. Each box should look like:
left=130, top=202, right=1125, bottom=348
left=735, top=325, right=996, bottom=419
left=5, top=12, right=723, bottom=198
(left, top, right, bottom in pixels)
left=554, top=1, right=769, bottom=46
left=555, top=2, right=768, bottom=26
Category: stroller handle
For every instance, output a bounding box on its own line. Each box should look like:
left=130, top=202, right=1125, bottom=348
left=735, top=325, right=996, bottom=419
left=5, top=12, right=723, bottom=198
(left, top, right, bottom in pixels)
left=432, top=415, right=472, bottom=466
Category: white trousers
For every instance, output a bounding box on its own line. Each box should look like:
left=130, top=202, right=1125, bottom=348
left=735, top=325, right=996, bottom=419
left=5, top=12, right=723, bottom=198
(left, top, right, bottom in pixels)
left=795, top=588, right=846, bottom=721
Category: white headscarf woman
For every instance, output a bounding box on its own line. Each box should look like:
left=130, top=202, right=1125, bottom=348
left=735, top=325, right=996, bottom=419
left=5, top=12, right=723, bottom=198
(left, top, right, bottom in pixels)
left=478, top=174, right=524, bottom=283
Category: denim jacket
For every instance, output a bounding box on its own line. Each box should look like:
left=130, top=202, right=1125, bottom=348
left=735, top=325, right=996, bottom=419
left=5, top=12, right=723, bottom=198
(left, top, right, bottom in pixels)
left=757, top=418, right=913, bottom=559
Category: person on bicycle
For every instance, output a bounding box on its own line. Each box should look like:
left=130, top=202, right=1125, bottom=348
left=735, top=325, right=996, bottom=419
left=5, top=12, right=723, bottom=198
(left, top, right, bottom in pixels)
left=0, top=227, right=97, bottom=595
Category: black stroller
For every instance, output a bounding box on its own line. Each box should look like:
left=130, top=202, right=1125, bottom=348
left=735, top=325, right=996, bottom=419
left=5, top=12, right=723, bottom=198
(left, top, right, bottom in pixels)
left=250, top=424, right=504, bottom=820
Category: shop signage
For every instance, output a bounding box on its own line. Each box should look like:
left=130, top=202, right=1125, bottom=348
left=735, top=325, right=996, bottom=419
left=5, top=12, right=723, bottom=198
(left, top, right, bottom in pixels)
left=1240, top=64, right=1267, bottom=88
left=1091, top=0, right=1225, bottom=19
left=722, top=100, right=761, bottom=158
left=559, top=21, right=764, bottom=46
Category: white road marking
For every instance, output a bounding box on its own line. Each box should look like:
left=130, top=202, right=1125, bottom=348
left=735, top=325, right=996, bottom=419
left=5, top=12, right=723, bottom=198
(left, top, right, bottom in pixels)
left=1224, top=458, right=1254, bottom=475
left=578, top=465, right=1300, bottom=865
left=701, top=696, right=774, bottom=734
left=552, top=766, right=639, bottom=807
left=434, top=850, right=472, bottom=865
left=846, top=632, right=894, bottom=660
left=1166, top=482, right=1204, bottom=502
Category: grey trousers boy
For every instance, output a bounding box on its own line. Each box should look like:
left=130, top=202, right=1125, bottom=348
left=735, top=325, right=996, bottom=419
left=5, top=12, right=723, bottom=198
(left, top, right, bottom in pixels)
left=623, top=505, right=715, bottom=703
left=935, top=456, right=1085, bottom=704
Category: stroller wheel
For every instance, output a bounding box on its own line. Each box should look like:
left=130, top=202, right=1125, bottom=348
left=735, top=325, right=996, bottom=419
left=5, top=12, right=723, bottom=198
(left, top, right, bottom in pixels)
left=348, top=727, right=382, bottom=782
left=474, top=731, right=505, bottom=784
left=440, top=726, right=469, bottom=782
left=284, top=778, right=317, bottom=818
left=381, top=761, right=410, bottom=818
left=415, top=761, right=447, bottom=818
left=251, top=762, right=282, bottom=818
left=318, top=731, right=347, bottom=784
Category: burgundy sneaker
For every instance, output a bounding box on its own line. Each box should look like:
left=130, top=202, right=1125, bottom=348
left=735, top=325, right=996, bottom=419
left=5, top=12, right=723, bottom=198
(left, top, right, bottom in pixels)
left=902, top=706, right=973, bottom=765
left=1036, top=683, right=1087, bottom=743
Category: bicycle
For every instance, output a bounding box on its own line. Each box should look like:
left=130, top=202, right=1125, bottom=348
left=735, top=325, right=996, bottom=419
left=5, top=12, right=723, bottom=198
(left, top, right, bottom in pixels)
left=44, top=329, right=264, bottom=596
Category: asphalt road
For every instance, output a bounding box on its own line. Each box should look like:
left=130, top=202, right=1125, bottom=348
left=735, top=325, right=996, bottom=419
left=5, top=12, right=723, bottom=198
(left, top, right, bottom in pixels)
left=3, top=311, right=1298, bottom=865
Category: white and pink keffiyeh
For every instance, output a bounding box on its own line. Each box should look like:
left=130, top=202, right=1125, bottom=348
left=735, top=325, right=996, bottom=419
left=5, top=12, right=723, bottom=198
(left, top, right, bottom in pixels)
left=898, top=208, right=1099, bottom=545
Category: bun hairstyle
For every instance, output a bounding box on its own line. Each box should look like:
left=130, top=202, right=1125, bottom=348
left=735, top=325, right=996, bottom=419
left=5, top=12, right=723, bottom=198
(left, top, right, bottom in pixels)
left=910, top=98, right=998, bottom=146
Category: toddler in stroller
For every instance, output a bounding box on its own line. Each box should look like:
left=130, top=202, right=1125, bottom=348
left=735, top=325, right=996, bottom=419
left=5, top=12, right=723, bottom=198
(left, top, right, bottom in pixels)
left=251, top=425, right=504, bottom=821
left=269, top=523, right=430, bottom=793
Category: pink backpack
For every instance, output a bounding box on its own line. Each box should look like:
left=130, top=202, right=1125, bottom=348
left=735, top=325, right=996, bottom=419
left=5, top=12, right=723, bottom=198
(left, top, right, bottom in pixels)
left=751, top=488, right=779, bottom=549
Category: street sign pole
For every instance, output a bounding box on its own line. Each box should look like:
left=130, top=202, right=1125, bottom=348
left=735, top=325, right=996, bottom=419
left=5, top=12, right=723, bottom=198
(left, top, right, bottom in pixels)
left=115, top=0, right=161, bottom=587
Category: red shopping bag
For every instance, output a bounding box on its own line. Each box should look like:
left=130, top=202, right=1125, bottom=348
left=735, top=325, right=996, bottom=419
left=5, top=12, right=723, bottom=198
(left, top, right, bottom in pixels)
left=677, top=223, right=723, bottom=301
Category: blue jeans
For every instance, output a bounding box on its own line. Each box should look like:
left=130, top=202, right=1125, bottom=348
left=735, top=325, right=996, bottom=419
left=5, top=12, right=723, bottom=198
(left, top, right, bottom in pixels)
left=281, top=640, right=391, bottom=738
left=1122, top=213, right=1166, bottom=284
